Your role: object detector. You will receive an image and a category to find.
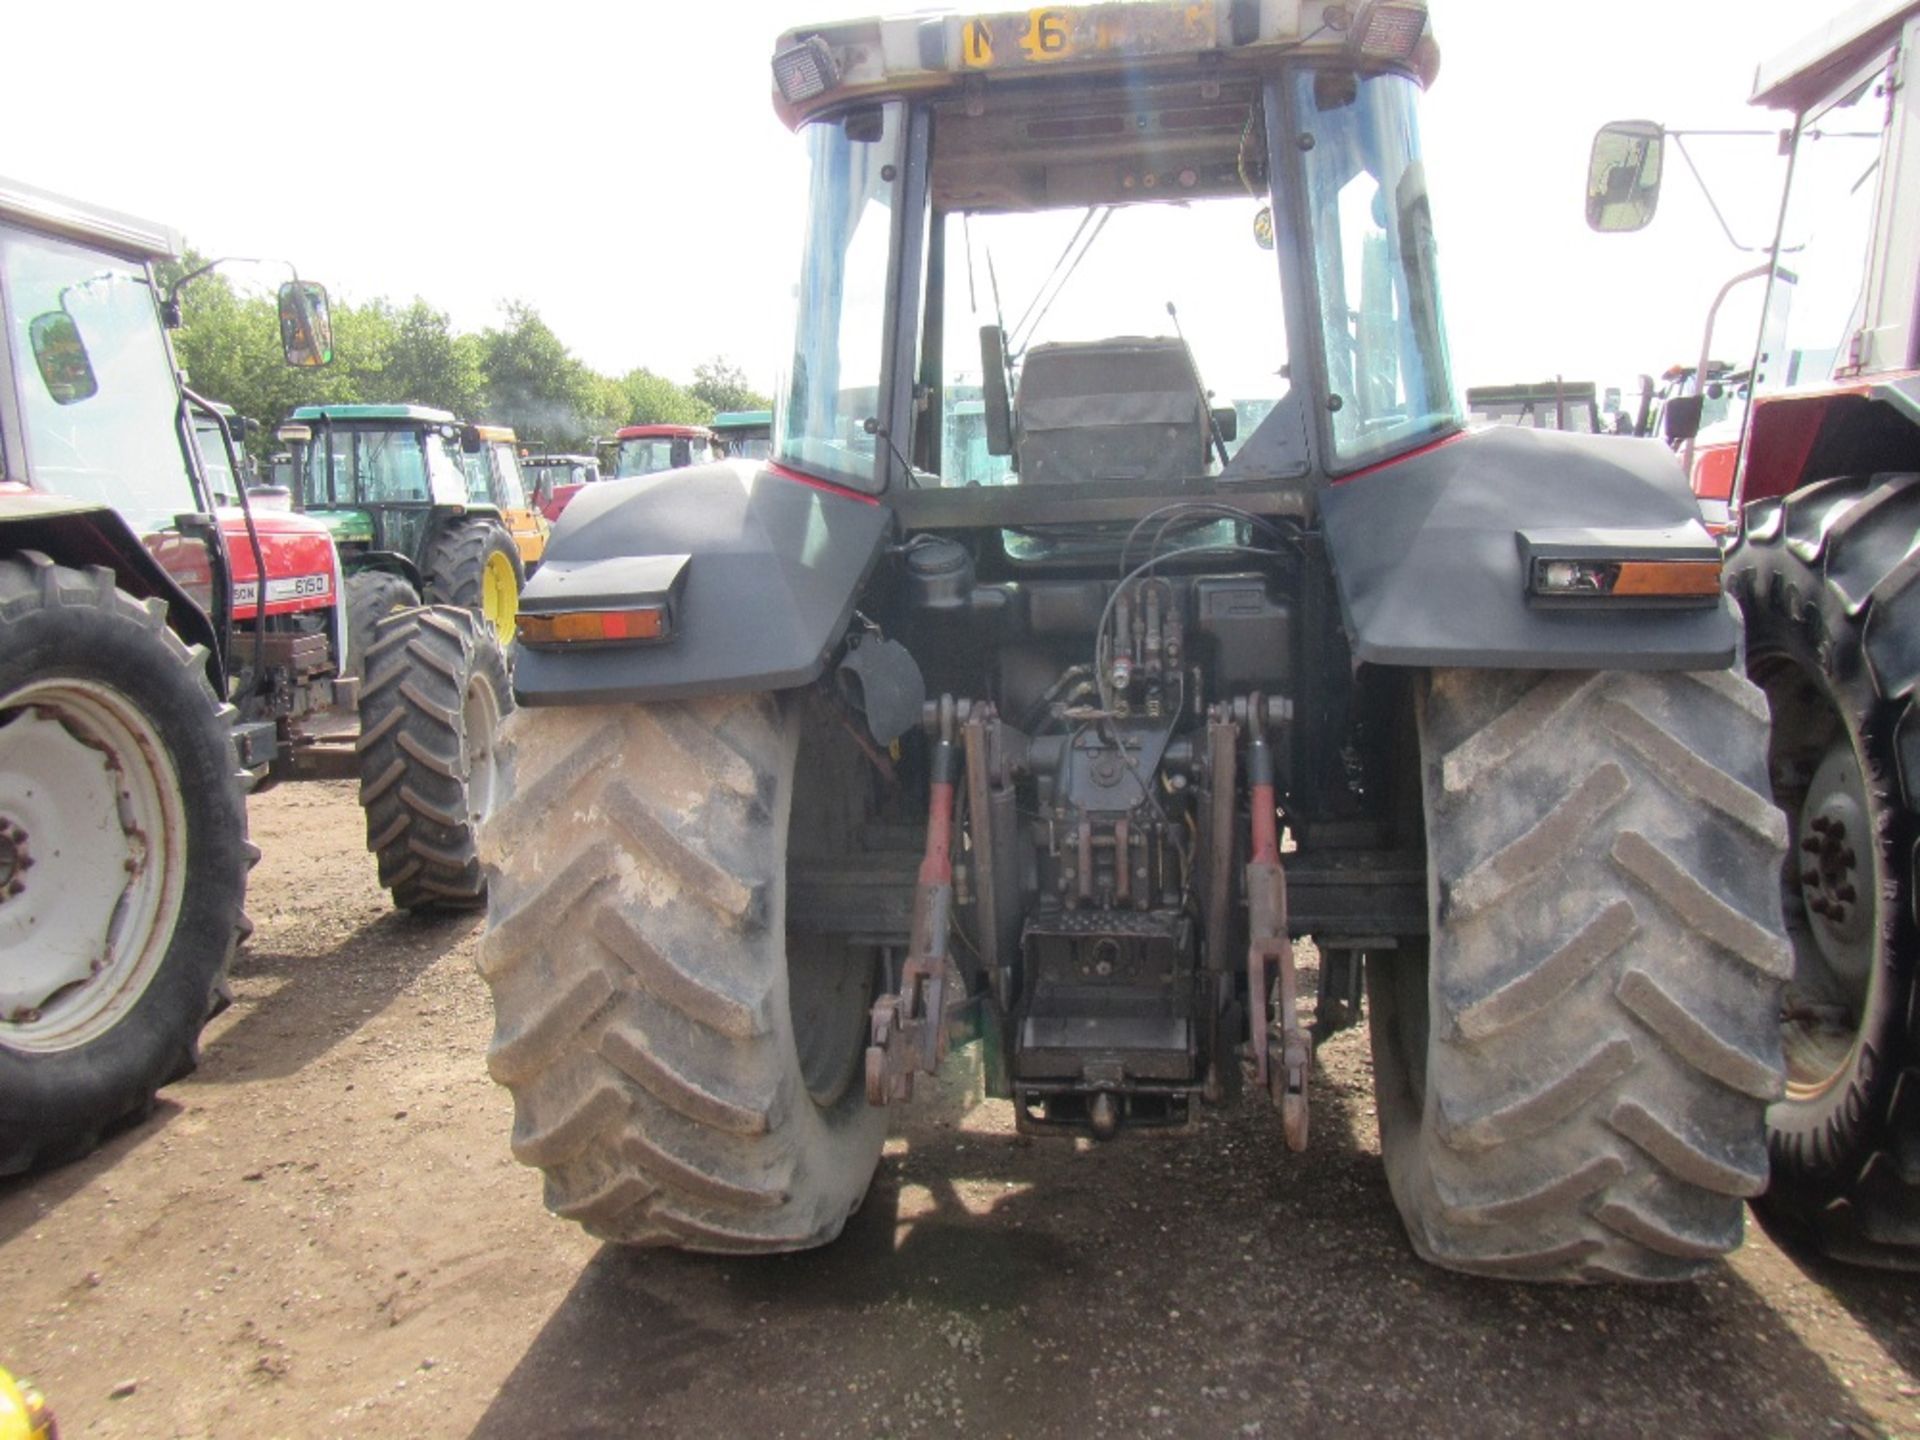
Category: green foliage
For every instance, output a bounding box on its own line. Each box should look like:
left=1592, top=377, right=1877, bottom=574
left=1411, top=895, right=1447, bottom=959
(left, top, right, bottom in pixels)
left=690, top=356, right=772, bottom=415
left=167, top=254, right=766, bottom=451
left=621, top=367, right=707, bottom=427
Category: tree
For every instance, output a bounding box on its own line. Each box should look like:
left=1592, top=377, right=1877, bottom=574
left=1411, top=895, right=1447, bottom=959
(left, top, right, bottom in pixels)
left=689, top=356, right=772, bottom=415
left=620, top=367, right=707, bottom=427
left=478, top=301, right=609, bottom=448
left=369, top=299, right=486, bottom=417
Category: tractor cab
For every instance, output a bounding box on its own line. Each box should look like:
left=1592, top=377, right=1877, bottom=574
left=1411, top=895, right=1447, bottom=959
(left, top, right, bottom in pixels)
left=460, top=423, right=550, bottom=572
left=284, top=403, right=528, bottom=643
left=709, top=409, right=774, bottom=460
left=611, top=423, right=723, bottom=478
left=523, top=452, right=603, bottom=521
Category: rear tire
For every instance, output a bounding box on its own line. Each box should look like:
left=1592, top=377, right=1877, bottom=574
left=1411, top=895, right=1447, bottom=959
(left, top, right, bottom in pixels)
left=1369, top=667, right=1790, bottom=1282
left=0, top=554, right=250, bottom=1175
left=477, top=691, right=887, bottom=1251
left=343, top=569, right=420, bottom=680
left=424, top=520, right=522, bottom=641
left=357, top=607, right=511, bottom=912
left=1728, top=474, right=1920, bottom=1269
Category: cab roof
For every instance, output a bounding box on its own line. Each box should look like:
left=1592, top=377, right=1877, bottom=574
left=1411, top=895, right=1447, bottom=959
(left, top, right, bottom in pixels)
left=771, top=1, right=1435, bottom=129
left=290, top=404, right=458, bottom=424
left=616, top=424, right=716, bottom=439
left=1752, top=0, right=1919, bottom=112
left=710, top=409, right=773, bottom=429
left=524, top=453, right=599, bottom=465
left=0, top=174, right=181, bottom=262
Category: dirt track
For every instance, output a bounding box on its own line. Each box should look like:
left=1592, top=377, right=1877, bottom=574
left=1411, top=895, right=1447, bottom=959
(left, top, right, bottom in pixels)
left=2, top=780, right=1918, bottom=1438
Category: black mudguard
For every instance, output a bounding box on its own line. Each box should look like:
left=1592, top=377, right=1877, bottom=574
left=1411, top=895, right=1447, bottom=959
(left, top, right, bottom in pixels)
left=512, top=461, right=891, bottom=706
left=1320, top=426, right=1738, bottom=670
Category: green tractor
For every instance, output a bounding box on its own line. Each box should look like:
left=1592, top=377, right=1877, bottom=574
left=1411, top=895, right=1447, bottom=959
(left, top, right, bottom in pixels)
left=278, top=404, right=526, bottom=668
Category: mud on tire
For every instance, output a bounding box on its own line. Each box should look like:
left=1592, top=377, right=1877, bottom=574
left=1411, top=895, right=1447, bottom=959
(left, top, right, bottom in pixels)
left=476, top=692, right=887, bottom=1252
left=1368, top=667, right=1790, bottom=1282
left=1728, top=473, right=1920, bottom=1269
left=0, top=554, right=252, bottom=1175
left=357, top=606, right=511, bottom=912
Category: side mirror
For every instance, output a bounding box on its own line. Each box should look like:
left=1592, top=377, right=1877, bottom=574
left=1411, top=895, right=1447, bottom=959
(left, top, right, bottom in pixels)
left=27, top=312, right=97, bottom=404
left=1663, top=393, right=1703, bottom=444
left=1586, top=120, right=1665, bottom=233
left=1210, top=406, right=1239, bottom=444
left=980, top=325, right=1014, bottom=458
left=277, top=281, right=335, bottom=367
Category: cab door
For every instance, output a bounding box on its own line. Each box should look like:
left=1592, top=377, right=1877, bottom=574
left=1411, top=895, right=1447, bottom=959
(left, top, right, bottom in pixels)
left=489, top=442, right=549, bottom=570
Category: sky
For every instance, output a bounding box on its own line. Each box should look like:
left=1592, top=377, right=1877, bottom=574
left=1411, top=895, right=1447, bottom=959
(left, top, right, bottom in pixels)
left=2, top=1, right=1829, bottom=397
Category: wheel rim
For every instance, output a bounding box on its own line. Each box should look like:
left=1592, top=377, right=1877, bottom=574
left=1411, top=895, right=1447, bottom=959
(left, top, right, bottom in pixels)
left=481, top=551, right=518, bottom=639
left=1783, top=734, right=1879, bottom=1098
left=0, top=681, right=187, bottom=1053
left=463, top=670, right=502, bottom=832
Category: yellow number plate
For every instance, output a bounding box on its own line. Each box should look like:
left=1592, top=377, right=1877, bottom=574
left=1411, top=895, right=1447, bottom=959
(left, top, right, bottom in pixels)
left=957, top=4, right=1216, bottom=70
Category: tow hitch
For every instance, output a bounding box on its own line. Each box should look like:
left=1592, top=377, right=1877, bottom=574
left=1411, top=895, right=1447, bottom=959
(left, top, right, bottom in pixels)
left=1243, top=697, right=1311, bottom=1150
left=865, top=698, right=958, bottom=1104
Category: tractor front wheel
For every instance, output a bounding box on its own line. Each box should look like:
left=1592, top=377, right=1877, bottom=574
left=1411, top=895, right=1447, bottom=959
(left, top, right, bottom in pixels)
left=342, top=569, right=420, bottom=680
left=357, top=607, right=511, bottom=912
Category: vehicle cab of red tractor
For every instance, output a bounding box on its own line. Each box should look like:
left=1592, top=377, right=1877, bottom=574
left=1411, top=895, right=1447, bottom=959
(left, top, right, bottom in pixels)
left=1591, top=0, right=1920, bottom=1270
left=609, top=422, right=724, bottom=479
left=482, top=2, right=1793, bottom=1284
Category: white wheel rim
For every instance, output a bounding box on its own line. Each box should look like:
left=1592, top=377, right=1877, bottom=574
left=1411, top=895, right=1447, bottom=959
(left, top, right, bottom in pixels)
left=0, top=680, right=188, bottom=1053
left=464, top=673, right=501, bottom=831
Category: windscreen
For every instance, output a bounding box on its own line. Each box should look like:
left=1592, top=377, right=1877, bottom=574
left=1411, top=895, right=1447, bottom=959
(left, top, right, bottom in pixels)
left=304, top=427, right=431, bottom=506
left=616, top=437, right=684, bottom=477
left=1, top=225, right=199, bottom=534
left=1752, top=56, right=1891, bottom=391
left=1293, top=69, right=1460, bottom=466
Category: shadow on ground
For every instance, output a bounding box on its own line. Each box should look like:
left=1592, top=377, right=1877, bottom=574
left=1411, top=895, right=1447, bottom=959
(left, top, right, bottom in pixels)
left=470, top=1035, right=1882, bottom=1440
left=205, top=908, right=479, bottom=1084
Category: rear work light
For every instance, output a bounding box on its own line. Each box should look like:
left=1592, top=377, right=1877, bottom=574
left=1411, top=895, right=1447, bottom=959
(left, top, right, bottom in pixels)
left=517, top=605, right=670, bottom=648
left=773, top=35, right=841, bottom=105
left=1532, top=558, right=1723, bottom=600
left=1349, top=1, right=1428, bottom=60
left=1519, top=525, right=1724, bottom=608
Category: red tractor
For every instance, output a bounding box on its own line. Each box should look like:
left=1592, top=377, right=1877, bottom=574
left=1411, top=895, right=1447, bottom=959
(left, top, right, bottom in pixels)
left=0, top=175, right=505, bottom=1174
left=1593, top=0, right=1920, bottom=1267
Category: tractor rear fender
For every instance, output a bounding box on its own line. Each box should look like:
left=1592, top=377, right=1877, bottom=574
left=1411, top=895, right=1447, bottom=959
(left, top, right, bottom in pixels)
left=0, top=491, right=221, bottom=677
left=1319, top=425, right=1739, bottom=670
left=511, top=461, right=891, bottom=706
left=1737, top=376, right=1920, bottom=506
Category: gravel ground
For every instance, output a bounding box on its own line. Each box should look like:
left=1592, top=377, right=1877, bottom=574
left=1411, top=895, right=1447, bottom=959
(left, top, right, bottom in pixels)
left=2, top=780, right=1916, bottom=1438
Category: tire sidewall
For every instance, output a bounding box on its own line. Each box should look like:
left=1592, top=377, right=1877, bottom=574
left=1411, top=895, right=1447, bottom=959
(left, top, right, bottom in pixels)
left=0, top=574, right=247, bottom=1143
left=1731, top=529, right=1915, bottom=1193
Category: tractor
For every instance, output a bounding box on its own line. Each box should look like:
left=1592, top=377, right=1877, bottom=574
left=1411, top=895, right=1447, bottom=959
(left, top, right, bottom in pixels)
left=459, top=423, right=550, bottom=578
left=279, top=404, right=529, bottom=663
left=710, top=408, right=775, bottom=460
left=0, top=176, right=509, bottom=1174
left=1591, top=0, right=1920, bottom=1269
left=609, top=422, right=723, bottom=478
left=477, top=0, right=1792, bottom=1283
left=524, top=453, right=603, bottom=522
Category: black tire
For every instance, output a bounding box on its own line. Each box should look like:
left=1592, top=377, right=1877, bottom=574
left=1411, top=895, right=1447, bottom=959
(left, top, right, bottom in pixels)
left=1369, top=667, right=1790, bottom=1282
left=357, top=606, right=511, bottom=912
left=0, top=553, right=251, bottom=1175
left=476, top=692, right=887, bottom=1252
left=423, top=519, right=522, bottom=637
left=343, top=569, right=420, bottom=681
left=1728, top=473, right=1920, bottom=1269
